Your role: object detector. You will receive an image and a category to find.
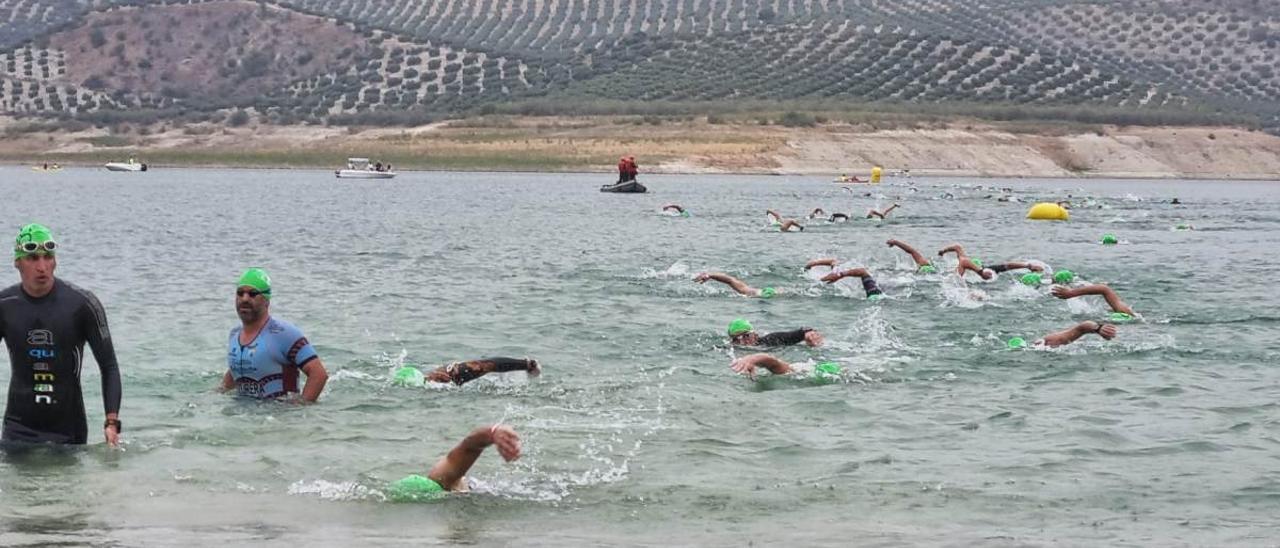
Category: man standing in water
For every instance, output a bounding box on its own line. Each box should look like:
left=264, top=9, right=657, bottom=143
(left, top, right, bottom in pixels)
left=1, top=223, right=122, bottom=446
left=221, top=268, right=329, bottom=402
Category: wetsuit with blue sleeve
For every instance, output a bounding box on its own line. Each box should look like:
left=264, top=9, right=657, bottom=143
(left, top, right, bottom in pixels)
left=1, top=280, right=122, bottom=444
left=226, top=316, right=318, bottom=399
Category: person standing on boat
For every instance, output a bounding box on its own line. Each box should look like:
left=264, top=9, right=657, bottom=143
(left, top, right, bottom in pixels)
left=626, top=156, right=639, bottom=181
left=1, top=223, right=123, bottom=446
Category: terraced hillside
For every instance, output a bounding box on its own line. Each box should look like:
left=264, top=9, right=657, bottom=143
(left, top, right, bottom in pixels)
left=0, top=0, right=1275, bottom=132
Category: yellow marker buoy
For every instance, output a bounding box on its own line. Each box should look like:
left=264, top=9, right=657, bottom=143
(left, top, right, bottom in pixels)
left=1026, top=202, right=1069, bottom=221
left=870, top=166, right=882, bottom=184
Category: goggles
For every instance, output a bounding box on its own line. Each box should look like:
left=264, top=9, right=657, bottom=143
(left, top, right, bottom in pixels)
left=16, top=240, right=57, bottom=256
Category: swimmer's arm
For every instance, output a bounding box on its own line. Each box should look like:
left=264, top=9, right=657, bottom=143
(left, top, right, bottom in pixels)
left=886, top=239, right=930, bottom=267
left=428, top=425, right=522, bottom=492
left=1040, top=321, right=1116, bottom=348
left=820, top=267, right=870, bottom=283
left=757, top=328, right=818, bottom=347
left=805, top=258, right=839, bottom=270
left=989, top=261, right=1042, bottom=273
left=730, top=353, right=793, bottom=380
left=694, top=272, right=757, bottom=297
left=1051, top=284, right=1135, bottom=315
left=938, top=244, right=966, bottom=258
left=219, top=371, right=235, bottom=392
left=298, top=359, right=329, bottom=403
left=662, top=204, right=684, bottom=212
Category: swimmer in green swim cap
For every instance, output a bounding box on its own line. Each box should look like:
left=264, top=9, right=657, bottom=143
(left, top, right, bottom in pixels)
left=813, top=361, right=843, bottom=383
left=388, top=423, right=522, bottom=501
left=1020, top=272, right=1043, bottom=286
left=662, top=204, right=689, bottom=217
left=1007, top=337, right=1027, bottom=349
left=727, top=318, right=824, bottom=348
left=694, top=271, right=782, bottom=299
left=1051, top=283, right=1137, bottom=318
left=937, top=243, right=997, bottom=280
left=394, top=358, right=541, bottom=387
left=1101, top=234, right=1119, bottom=245
left=885, top=239, right=938, bottom=274
left=1053, top=270, right=1075, bottom=284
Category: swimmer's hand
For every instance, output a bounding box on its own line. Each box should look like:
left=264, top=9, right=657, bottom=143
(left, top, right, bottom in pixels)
left=693, top=272, right=710, bottom=283
left=819, top=271, right=845, bottom=283
left=730, top=357, right=759, bottom=380
left=1088, top=322, right=1119, bottom=340
left=1051, top=286, right=1075, bottom=299
left=803, top=330, right=824, bottom=347
left=526, top=358, right=541, bottom=377
left=489, top=425, right=522, bottom=462
left=886, top=239, right=900, bottom=247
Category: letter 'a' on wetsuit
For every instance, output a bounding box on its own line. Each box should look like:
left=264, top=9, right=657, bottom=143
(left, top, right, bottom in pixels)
left=1, top=279, right=122, bottom=444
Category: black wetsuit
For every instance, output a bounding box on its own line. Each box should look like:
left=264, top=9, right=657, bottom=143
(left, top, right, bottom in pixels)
left=1, top=280, right=122, bottom=444
left=756, top=328, right=816, bottom=347
left=445, top=357, right=531, bottom=385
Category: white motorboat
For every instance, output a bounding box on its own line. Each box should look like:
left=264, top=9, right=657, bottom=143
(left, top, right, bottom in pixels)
left=104, top=158, right=147, bottom=172
left=335, top=158, right=395, bottom=179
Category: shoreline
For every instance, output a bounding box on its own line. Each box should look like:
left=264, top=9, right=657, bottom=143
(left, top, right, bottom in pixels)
left=5, top=116, right=1280, bottom=181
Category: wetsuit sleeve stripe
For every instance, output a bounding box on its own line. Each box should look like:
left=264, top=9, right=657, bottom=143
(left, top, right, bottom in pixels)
left=77, top=287, right=122, bottom=415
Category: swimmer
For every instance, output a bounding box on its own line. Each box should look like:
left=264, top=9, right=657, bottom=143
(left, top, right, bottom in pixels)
left=694, top=271, right=779, bottom=298
left=1056, top=200, right=1072, bottom=210
left=661, top=204, right=688, bottom=216
left=865, top=203, right=899, bottom=219
left=1018, top=320, right=1118, bottom=348
left=411, top=357, right=541, bottom=386
left=885, top=239, right=938, bottom=273
left=828, top=212, right=850, bottom=222
left=937, top=243, right=994, bottom=280
left=726, top=318, right=823, bottom=347
left=808, top=207, right=826, bottom=219
left=766, top=210, right=804, bottom=232
left=984, top=261, right=1047, bottom=274
left=388, top=423, right=521, bottom=499
left=817, top=264, right=885, bottom=300
left=1051, top=283, right=1137, bottom=318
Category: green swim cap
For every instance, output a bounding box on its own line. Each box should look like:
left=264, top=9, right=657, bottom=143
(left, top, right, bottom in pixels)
left=727, top=318, right=754, bottom=336
left=1007, top=337, right=1027, bottom=349
left=237, top=268, right=272, bottom=299
left=1020, top=272, right=1042, bottom=286
left=681, top=211, right=691, bottom=218
left=814, top=361, right=842, bottom=382
left=387, top=474, right=446, bottom=502
left=867, top=293, right=884, bottom=301
left=758, top=287, right=777, bottom=299
left=392, top=366, right=425, bottom=387
left=14, top=223, right=55, bottom=258
left=918, top=264, right=937, bottom=274
left=1101, top=234, right=1118, bottom=245
left=1175, top=224, right=1189, bottom=230
left=971, top=258, right=984, bottom=268
left=1108, top=312, right=1134, bottom=322
left=1053, top=270, right=1075, bottom=284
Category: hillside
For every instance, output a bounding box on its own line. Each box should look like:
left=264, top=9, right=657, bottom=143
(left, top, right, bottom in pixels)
left=0, top=0, right=1276, bottom=132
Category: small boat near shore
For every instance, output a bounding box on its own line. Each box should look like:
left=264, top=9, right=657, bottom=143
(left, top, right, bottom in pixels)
left=105, top=158, right=147, bottom=172
left=600, top=180, right=647, bottom=193
left=336, top=157, right=396, bottom=179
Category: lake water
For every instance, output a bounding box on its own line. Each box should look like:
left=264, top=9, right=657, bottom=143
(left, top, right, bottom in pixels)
left=1, top=167, right=1278, bottom=546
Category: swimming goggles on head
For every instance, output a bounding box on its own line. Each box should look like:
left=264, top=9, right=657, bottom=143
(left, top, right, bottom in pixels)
left=16, top=240, right=57, bottom=255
